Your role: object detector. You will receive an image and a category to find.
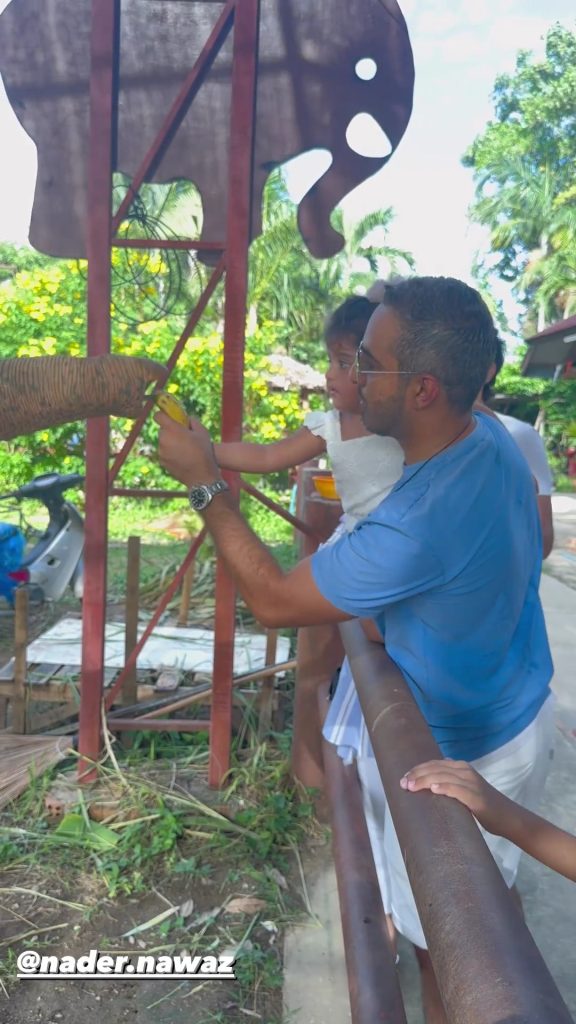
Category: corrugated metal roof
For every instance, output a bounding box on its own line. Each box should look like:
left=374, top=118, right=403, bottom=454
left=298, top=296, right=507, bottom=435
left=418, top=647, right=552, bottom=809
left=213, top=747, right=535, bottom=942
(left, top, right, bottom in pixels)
left=261, top=352, right=324, bottom=391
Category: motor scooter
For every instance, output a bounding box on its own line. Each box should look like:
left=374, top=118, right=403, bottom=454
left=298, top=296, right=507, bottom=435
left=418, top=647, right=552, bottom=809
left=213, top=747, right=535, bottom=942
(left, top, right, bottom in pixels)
left=0, top=473, right=84, bottom=607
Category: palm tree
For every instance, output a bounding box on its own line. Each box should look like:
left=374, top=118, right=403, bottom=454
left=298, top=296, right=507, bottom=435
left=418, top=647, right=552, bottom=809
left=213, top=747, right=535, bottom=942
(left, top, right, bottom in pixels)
left=248, top=170, right=414, bottom=363
left=110, top=169, right=415, bottom=354
left=520, top=245, right=576, bottom=324
left=471, top=157, right=576, bottom=329
left=327, top=206, right=415, bottom=290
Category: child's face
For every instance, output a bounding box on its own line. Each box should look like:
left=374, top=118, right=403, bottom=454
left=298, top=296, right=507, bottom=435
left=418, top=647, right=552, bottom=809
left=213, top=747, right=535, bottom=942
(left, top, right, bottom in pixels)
left=325, top=334, right=361, bottom=414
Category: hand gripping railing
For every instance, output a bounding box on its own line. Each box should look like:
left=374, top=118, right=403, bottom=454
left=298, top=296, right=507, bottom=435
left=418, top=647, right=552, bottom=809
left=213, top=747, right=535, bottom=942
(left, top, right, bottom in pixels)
left=336, top=620, right=573, bottom=1024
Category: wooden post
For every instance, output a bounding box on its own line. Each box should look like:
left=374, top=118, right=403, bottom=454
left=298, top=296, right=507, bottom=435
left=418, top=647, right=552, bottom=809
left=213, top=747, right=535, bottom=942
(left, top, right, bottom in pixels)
left=257, top=629, right=278, bottom=739
left=291, top=465, right=344, bottom=789
left=11, top=587, right=29, bottom=734
left=122, top=535, right=140, bottom=707
left=178, top=560, right=195, bottom=627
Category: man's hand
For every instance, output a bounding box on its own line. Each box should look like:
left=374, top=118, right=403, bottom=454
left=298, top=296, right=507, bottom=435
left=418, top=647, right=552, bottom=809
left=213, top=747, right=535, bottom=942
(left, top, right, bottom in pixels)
left=156, top=412, right=219, bottom=488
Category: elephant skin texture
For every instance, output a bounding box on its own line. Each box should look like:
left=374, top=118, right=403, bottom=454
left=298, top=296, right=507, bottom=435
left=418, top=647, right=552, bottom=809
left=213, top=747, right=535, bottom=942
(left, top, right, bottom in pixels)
left=0, top=355, right=167, bottom=440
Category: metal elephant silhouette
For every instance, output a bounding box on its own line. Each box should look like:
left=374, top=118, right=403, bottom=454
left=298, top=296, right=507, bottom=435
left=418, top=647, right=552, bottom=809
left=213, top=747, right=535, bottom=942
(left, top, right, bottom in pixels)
left=0, top=0, right=414, bottom=260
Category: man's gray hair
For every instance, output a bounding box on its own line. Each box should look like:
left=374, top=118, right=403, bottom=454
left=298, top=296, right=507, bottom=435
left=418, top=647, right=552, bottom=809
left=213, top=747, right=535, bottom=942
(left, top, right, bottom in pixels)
left=381, top=277, right=499, bottom=412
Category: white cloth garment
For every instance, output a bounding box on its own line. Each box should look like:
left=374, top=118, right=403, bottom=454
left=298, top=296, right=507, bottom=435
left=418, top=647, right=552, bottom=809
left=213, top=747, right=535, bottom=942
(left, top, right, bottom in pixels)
left=356, top=694, right=556, bottom=949
left=304, top=409, right=403, bottom=528
left=496, top=413, right=554, bottom=496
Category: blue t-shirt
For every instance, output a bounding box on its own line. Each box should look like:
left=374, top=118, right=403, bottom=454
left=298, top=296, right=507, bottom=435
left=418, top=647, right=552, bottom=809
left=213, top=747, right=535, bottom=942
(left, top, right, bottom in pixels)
left=311, top=413, right=553, bottom=760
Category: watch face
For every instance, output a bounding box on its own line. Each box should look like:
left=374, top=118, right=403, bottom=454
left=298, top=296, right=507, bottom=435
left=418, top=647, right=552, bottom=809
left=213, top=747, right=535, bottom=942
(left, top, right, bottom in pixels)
left=189, top=485, right=210, bottom=512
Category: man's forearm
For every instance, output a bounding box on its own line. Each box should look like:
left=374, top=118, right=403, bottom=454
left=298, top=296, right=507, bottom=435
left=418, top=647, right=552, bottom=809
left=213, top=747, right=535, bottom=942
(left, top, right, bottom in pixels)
left=200, top=493, right=349, bottom=629
left=156, top=414, right=347, bottom=628
left=201, top=493, right=289, bottom=624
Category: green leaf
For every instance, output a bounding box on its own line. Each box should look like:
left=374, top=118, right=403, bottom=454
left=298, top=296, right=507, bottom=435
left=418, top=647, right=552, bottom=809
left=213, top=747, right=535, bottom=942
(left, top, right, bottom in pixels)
left=55, top=812, right=119, bottom=851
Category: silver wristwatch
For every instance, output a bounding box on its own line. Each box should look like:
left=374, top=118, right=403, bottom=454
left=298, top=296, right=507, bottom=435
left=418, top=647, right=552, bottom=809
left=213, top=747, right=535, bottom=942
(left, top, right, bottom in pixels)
left=188, top=479, right=229, bottom=512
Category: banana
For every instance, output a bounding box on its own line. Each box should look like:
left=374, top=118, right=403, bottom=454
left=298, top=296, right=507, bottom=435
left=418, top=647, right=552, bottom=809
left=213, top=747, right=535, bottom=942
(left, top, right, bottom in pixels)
left=154, top=391, right=189, bottom=427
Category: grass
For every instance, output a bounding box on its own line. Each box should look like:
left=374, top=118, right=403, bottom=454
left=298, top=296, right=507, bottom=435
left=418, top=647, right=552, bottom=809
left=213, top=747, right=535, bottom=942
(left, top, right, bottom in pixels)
left=0, top=726, right=322, bottom=1019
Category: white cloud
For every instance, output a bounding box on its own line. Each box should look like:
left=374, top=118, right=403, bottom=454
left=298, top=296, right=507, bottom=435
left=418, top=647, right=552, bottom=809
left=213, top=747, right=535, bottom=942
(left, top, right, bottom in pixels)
left=416, top=29, right=487, bottom=65
left=488, top=16, right=550, bottom=56
left=415, top=10, right=461, bottom=37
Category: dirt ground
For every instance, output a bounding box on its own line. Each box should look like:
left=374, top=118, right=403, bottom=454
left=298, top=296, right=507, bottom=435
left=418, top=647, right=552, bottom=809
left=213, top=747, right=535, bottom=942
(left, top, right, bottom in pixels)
left=0, top=754, right=323, bottom=1024
left=0, top=543, right=307, bottom=1023
left=0, top=872, right=286, bottom=1024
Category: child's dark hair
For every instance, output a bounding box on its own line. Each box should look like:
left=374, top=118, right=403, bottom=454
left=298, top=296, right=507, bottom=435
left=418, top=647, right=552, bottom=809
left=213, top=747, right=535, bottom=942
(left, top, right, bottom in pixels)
left=324, top=296, right=379, bottom=350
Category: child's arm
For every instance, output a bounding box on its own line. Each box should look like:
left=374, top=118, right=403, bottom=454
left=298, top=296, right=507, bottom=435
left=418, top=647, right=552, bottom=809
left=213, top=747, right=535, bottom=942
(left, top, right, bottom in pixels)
left=401, top=759, right=576, bottom=882
left=214, top=427, right=326, bottom=474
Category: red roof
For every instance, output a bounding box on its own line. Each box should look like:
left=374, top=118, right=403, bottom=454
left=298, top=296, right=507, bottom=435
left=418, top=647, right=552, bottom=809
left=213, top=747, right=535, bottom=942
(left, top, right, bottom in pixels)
left=527, top=315, right=576, bottom=342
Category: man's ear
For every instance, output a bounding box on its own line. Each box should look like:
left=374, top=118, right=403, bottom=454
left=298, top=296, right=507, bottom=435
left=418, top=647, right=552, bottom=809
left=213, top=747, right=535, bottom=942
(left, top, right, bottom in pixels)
left=412, top=374, right=441, bottom=410
left=485, top=361, right=496, bottom=385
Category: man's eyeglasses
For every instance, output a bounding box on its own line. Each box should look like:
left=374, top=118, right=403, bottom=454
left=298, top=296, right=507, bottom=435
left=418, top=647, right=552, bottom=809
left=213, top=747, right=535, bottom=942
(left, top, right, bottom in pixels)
left=353, top=343, right=418, bottom=378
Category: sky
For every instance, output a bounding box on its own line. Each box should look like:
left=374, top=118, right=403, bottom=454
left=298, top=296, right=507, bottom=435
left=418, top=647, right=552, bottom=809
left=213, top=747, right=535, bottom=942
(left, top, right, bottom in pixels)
left=0, top=0, right=575, bottom=334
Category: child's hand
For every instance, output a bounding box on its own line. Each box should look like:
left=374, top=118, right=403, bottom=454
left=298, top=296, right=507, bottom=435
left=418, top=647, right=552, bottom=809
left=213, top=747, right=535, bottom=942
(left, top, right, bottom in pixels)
left=400, top=759, right=507, bottom=835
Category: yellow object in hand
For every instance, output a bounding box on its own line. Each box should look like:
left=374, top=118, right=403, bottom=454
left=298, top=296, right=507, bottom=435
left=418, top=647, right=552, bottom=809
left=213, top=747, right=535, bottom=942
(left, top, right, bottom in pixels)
left=155, top=391, right=189, bottom=427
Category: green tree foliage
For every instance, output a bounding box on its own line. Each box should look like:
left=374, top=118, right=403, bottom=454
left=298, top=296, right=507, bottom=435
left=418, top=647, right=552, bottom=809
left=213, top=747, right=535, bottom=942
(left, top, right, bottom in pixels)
left=0, top=242, right=52, bottom=282
left=0, top=176, right=413, bottom=509
left=0, top=251, right=314, bottom=491
left=494, top=358, right=576, bottom=475
left=464, top=24, right=576, bottom=327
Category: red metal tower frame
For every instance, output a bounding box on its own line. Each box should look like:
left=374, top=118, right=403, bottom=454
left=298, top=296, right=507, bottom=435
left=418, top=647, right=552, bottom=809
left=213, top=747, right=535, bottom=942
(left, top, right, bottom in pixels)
left=78, top=0, right=264, bottom=786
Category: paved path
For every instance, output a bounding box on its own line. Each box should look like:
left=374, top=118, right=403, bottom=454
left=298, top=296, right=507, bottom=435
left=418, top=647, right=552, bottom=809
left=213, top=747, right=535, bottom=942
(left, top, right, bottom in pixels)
left=545, top=494, right=576, bottom=592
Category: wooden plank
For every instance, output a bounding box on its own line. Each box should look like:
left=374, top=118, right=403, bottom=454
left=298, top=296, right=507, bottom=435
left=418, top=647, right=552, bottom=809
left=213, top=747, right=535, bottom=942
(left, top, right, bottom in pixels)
left=11, top=587, right=29, bottom=733
left=28, top=663, right=66, bottom=686
left=257, top=629, right=278, bottom=740
left=0, top=680, right=74, bottom=703
left=178, top=560, right=195, bottom=627
left=27, top=703, right=79, bottom=734
left=123, top=536, right=140, bottom=708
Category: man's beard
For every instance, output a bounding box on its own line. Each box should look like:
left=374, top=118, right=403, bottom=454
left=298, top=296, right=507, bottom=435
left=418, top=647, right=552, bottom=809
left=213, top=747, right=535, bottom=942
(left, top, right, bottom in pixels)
left=360, top=389, right=406, bottom=440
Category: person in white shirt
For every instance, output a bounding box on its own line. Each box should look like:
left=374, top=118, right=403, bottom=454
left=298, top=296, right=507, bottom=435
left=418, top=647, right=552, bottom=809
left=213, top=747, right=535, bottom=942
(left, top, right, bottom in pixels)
left=483, top=340, right=554, bottom=558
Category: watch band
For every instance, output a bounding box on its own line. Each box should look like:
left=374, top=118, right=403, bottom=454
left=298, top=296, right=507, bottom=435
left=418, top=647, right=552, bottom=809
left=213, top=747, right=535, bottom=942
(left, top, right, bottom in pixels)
left=189, top=478, right=229, bottom=511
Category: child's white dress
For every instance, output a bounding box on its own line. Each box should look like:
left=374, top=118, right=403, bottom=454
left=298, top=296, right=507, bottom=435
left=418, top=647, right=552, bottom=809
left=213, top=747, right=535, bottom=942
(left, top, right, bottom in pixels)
left=304, top=407, right=404, bottom=755
left=304, top=409, right=404, bottom=533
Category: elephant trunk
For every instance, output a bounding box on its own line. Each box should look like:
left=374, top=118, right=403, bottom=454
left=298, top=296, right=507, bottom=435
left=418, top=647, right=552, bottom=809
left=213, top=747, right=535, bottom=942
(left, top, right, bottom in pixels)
left=0, top=355, right=167, bottom=440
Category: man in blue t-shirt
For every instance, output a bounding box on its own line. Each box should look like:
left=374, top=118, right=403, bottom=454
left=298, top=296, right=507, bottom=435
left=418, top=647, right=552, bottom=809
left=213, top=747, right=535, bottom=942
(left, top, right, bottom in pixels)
left=156, top=276, right=554, bottom=1024
left=313, top=407, right=552, bottom=761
